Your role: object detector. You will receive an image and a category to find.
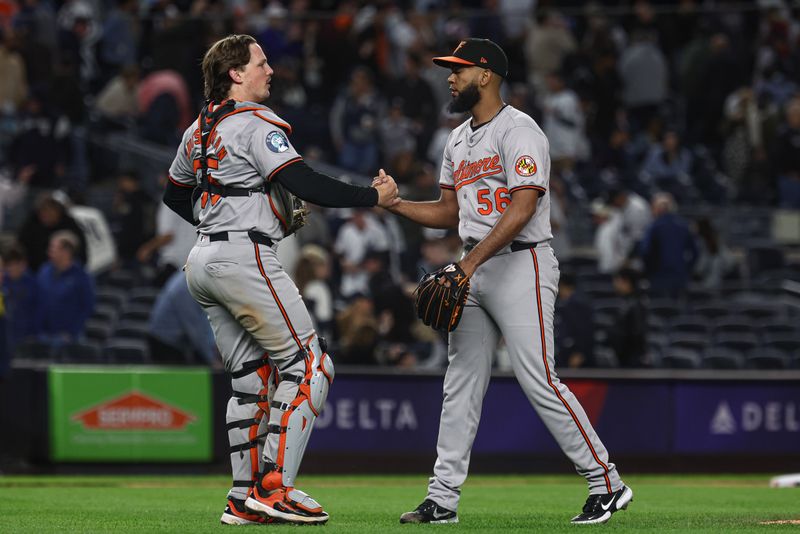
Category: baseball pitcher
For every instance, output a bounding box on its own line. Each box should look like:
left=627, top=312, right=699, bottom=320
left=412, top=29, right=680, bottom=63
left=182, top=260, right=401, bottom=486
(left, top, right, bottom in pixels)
left=378, top=38, right=633, bottom=526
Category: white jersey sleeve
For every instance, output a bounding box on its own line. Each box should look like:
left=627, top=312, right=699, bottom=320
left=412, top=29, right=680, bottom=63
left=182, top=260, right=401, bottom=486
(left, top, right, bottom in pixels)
left=248, top=111, right=303, bottom=181
left=438, top=129, right=456, bottom=190
left=500, top=125, right=550, bottom=196
left=168, top=124, right=198, bottom=187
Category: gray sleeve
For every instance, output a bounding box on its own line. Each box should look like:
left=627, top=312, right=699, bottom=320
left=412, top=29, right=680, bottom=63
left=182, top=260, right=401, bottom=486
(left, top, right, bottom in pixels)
left=500, top=125, right=549, bottom=195
left=168, top=128, right=197, bottom=186
left=249, top=121, right=303, bottom=181
left=438, top=130, right=456, bottom=190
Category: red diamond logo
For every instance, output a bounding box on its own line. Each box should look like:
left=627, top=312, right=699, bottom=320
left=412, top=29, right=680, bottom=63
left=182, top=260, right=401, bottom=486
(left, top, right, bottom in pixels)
left=71, top=391, right=196, bottom=430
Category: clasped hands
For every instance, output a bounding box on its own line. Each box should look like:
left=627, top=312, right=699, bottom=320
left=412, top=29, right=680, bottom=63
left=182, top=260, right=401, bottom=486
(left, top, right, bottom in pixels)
left=372, top=169, right=401, bottom=208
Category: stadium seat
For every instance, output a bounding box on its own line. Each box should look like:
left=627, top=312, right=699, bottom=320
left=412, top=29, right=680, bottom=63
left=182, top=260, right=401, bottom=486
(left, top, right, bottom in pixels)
left=104, top=338, right=151, bottom=364
left=745, top=347, right=791, bottom=370
left=669, top=316, right=711, bottom=336
left=730, top=303, right=781, bottom=321
left=702, top=347, right=744, bottom=369
left=95, top=286, right=127, bottom=309
left=758, top=321, right=797, bottom=336
left=593, top=347, right=619, bottom=368
left=660, top=348, right=701, bottom=369
left=128, top=287, right=161, bottom=307
left=59, top=341, right=103, bottom=363
left=85, top=319, right=113, bottom=342
left=714, top=332, right=759, bottom=353
left=747, top=245, right=785, bottom=276
left=687, top=287, right=716, bottom=303
left=113, top=319, right=150, bottom=340
left=105, top=269, right=137, bottom=290
left=668, top=332, right=710, bottom=352
left=90, top=303, right=119, bottom=324
left=647, top=299, right=682, bottom=319
left=14, top=340, right=56, bottom=361
left=647, top=315, right=666, bottom=331
left=691, top=303, right=728, bottom=320
left=582, top=283, right=616, bottom=300
left=712, top=317, right=756, bottom=336
left=120, top=303, right=152, bottom=322
left=763, top=332, right=800, bottom=353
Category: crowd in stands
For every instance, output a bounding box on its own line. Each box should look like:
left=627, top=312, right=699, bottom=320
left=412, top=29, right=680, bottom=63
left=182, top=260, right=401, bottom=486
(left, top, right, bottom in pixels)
left=0, top=1, right=798, bottom=375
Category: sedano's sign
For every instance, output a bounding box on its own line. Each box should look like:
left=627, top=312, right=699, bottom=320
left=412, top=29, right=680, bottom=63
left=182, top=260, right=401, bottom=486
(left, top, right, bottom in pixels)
left=71, top=391, right=196, bottom=431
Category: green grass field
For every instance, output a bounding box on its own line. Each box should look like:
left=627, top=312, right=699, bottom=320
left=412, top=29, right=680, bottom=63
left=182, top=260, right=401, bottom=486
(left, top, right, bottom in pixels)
left=0, top=474, right=797, bottom=533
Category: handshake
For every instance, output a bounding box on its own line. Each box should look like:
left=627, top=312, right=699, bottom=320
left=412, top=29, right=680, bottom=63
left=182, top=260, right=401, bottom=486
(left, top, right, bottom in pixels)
left=372, top=169, right=401, bottom=208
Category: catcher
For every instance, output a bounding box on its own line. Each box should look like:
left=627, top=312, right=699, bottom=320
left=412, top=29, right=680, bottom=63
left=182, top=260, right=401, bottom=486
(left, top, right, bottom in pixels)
left=163, top=34, right=398, bottom=526
left=377, top=38, right=631, bottom=526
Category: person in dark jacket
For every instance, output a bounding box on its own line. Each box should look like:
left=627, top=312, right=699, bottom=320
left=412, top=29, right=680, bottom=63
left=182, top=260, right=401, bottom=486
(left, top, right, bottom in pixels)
left=607, top=268, right=647, bottom=367
left=639, top=192, right=698, bottom=297
left=556, top=272, right=595, bottom=368
left=17, top=193, right=87, bottom=271
left=36, top=231, right=94, bottom=344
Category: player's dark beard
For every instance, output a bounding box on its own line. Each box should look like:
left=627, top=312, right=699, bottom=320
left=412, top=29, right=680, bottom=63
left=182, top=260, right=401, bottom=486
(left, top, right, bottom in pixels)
left=448, top=83, right=481, bottom=113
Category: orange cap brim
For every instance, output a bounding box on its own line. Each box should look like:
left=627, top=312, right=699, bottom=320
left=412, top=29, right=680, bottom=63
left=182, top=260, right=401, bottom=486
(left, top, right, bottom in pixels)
left=432, top=56, right=477, bottom=68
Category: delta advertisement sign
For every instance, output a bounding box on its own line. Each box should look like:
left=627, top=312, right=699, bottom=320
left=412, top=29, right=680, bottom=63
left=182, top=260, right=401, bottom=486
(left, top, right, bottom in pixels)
left=308, top=375, right=799, bottom=455
left=49, top=367, right=212, bottom=461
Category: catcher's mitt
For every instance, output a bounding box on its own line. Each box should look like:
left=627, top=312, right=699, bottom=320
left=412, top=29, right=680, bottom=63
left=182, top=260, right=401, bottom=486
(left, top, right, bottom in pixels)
left=269, top=181, right=308, bottom=236
left=415, top=263, right=470, bottom=332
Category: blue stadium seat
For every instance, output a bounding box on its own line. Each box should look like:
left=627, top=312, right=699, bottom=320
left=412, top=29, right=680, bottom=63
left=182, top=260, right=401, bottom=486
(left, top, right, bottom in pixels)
left=669, top=316, right=711, bottom=336
left=59, top=341, right=103, bottom=363
left=85, top=319, right=113, bottom=343
left=104, top=337, right=151, bottom=364
left=763, top=332, right=800, bottom=353
left=715, top=332, right=759, bottom=353
left=668, top=332, right=710, bottom=352
left=691, top=303, right=728, bottom=320
left=113, top=319, right=150, bottom=340
left=661, top=348, right=701, bottom=369
left=745, top=347, right=790, bottom=370
left=702, top=347, right=744, bottom=369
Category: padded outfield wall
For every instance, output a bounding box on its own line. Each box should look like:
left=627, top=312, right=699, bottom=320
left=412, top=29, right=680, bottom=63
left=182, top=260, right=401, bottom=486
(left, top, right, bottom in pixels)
left=1, top=363, right=799, bottom=473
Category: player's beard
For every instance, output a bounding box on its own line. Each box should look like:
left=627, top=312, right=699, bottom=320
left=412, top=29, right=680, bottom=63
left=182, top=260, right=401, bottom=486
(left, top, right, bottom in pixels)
left=448, top=82, right=480, bottom=113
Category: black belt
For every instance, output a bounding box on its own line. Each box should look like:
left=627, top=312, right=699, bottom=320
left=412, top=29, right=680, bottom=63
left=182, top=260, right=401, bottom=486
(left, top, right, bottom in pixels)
left=202, top=182, right=266, bottom=197
left=464, top=240, right=539, bottom=253
left=208, top=231, right=274, bottom=247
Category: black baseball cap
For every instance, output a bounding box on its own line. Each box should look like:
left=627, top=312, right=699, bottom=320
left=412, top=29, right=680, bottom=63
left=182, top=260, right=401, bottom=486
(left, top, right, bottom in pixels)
left=433, top=38, right=508, bottom=78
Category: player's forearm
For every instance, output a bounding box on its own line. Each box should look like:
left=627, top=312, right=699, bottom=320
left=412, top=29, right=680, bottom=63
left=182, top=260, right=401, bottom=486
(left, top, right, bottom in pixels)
left=388, top=199, right=459, bottom=229
left=460, top=203, right=535, bottom=275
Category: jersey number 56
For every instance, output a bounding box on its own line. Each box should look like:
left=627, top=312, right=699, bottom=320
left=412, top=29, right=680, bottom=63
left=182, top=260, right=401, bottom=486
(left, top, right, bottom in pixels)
left=476, top=187, right=511, bottom=215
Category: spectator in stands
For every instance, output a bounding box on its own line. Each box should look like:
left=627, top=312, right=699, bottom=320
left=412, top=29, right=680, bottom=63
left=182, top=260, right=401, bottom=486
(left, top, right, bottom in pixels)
left=336, top=294, right=379, bottom=365
left=9, top=91, right=71, bottom=188
left=329, top=66, right=384, bottom=174
left=137, top=69, right=192, bottom=146
left=147, top=270, right=218, bottom=365
left=294, top=245, right=334, bottom=341
left=110, top=170, right=154, bottom=268
left=36, top=230, right=94, bottom=344
left=639, top=193, right=698, bottom=297
left=639, top=128, right=693, bottom=201
left=773, top=97, right=800, bottom=209
left=555, top=272, right=595, bottom=368
left=17, top=192, right=87, bottom=271
left=387, top=53, right=437, bottom=160
left=693, top=217, right=737, bottom=289
left=542, top=69, right=589, bottom=174
left=333, top=208, right=390, bottom=298
left=137, top=179, right=196, bottom=286
left=550, top=176, right=572, bottom=260
left=618, top=29, right=668, bottom=133
left=591, top=199, right=626, bottom=275
left=0, top=27, right=29, bottom=114
left=94, top=64, right=140, bottom=126
left=525, top=9, right=576, bottom=96
left=54, top=190, right=116, bottom=275
left=2, top=245, right=37, bottom=355
left=0, top=165, right=30, bottom=231
left=607, top=186, right=651, bottom=260
left=606, top=268, right=647, bottom=368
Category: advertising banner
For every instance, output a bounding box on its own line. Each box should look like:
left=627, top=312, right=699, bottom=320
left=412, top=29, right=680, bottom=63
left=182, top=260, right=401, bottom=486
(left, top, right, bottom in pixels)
left=309, top=376, right=672, bottom=454
left=674, top=382, right=800, bottom=453
left=49, top=366, right=212, bottom=462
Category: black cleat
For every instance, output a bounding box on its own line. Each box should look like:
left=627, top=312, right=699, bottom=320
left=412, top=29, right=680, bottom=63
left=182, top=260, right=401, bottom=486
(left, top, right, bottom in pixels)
left=571, top=485, right=633, bottom=525
left=400, top=499, right=458, bottom=524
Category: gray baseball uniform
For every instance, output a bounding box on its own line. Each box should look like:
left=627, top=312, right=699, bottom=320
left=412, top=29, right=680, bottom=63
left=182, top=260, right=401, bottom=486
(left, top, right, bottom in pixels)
left=427, top=105, right=624, bottom=511
left=169, top=100, right=333, bottom=502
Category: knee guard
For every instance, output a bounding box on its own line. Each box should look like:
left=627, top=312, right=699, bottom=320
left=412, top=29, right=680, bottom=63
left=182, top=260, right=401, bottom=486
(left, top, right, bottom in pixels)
left=226, top=356, right=278, bottom=499
left=264, top=335, right=334, bottom=488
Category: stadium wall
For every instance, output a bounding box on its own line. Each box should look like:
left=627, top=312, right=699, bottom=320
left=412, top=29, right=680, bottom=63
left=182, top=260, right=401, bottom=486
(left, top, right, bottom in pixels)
left=2, top=364, right=799, bottom=474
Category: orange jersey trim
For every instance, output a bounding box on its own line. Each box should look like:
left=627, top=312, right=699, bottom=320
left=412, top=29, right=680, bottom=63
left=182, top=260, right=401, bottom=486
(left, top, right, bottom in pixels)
left=531, top=249, right=612, bottom=493
left=253, top=111, right=293, bottom=135
left=168, top=174, right=194, bottom=188
left=440, top=184, right=455, bottom=190
left=510, top=184, right=546, bottom=195
left=266, top=156, right=303, bottom=182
